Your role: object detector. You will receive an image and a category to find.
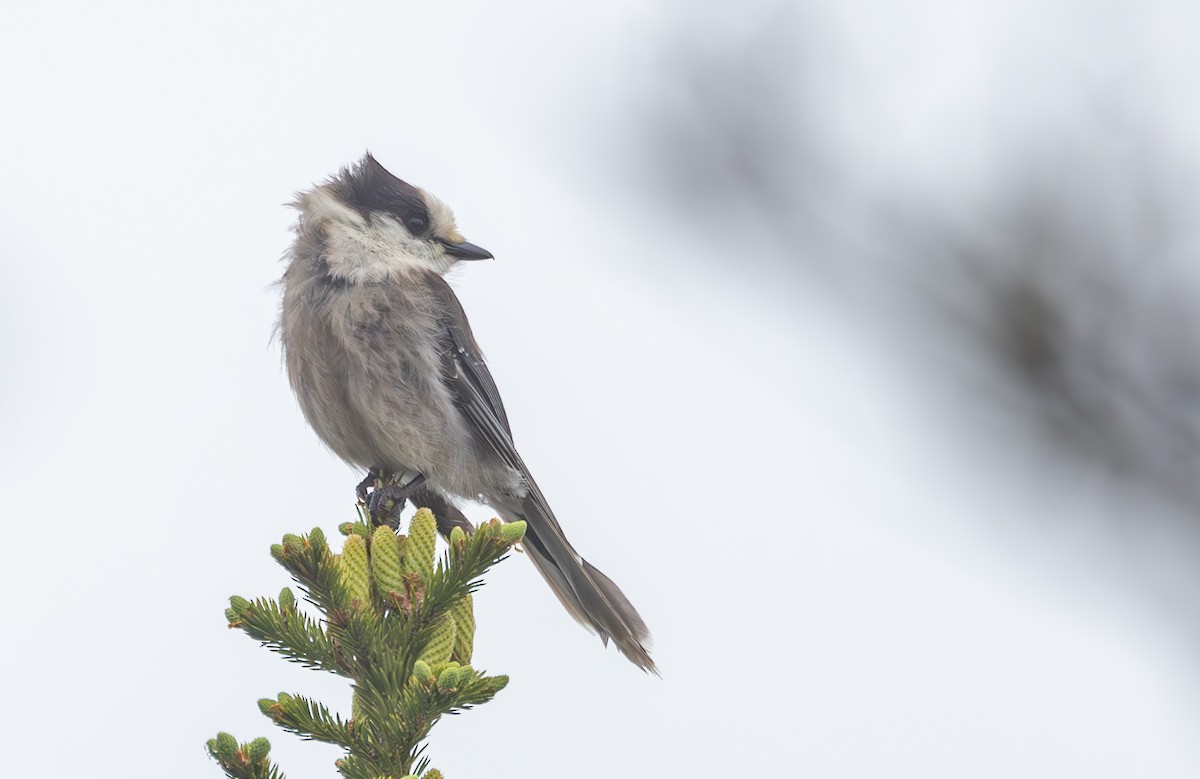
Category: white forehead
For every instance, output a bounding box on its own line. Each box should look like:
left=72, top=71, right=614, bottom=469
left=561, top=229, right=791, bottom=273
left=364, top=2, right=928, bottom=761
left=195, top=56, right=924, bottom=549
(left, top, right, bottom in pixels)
left=420, top=188, right=463, bottom=242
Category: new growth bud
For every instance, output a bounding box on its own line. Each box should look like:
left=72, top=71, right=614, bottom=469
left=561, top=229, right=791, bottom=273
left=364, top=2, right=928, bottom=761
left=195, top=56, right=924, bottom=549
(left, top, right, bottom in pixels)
left=339, top=534, right=371, bottom=607
left=418, top=612, right=456, bottom=666
left=370, top=525, right=405, bottom=599
left=404, top=508, right=438, bottom=582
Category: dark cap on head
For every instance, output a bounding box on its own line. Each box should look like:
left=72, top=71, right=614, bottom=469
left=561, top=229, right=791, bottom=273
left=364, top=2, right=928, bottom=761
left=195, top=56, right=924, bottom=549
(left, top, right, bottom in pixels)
left=334, top=153, right=432, bottom=235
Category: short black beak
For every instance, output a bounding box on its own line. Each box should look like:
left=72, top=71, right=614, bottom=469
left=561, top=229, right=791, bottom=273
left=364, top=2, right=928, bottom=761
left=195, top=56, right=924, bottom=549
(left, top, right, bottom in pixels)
left=440, top=240, right=493, bottom=260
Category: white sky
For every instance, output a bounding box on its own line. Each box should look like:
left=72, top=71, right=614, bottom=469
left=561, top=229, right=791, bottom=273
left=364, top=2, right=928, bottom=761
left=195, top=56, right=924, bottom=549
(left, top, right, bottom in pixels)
left=3, top=2, right=1199, bottom=777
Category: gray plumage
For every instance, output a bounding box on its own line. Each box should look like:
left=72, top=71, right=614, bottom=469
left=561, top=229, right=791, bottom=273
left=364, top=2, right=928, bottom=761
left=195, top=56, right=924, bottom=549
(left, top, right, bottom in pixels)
left=278, top=154, right=655, bottom=672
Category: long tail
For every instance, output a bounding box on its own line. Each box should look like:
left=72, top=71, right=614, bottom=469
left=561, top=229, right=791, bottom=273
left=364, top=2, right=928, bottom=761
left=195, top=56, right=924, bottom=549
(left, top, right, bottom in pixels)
left=500, top=494, right=657, bottom=674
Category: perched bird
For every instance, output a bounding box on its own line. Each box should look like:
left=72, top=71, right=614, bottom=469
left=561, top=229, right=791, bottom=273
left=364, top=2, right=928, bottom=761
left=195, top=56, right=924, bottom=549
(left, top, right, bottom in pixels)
left=278, top=154, right=655, bottom=672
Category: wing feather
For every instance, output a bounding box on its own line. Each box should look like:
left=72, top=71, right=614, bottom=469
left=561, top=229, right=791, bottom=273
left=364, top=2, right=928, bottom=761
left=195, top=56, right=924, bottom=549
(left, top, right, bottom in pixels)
left=422, top=272, right=656, bottom=671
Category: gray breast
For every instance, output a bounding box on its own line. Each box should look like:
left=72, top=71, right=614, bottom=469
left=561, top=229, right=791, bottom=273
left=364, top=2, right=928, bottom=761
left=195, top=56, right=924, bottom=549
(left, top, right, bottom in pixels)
left=280, top=265, right=380, bottom=469
left=281, top=262, right=486, bottom=494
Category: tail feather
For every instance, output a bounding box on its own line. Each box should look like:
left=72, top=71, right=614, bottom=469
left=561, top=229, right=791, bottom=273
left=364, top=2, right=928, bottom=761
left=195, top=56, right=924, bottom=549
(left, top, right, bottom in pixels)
left=503, top=497, right=657, bottom=674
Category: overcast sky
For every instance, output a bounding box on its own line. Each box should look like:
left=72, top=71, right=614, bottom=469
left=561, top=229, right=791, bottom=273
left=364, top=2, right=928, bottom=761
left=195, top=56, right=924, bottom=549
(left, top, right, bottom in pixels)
left=3, top=2, right=1200, bottom=777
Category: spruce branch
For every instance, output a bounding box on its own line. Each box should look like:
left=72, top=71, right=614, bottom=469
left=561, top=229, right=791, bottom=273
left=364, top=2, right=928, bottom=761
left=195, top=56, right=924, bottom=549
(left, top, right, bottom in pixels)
left=206, top=732, right=285, bottom=779
left=225, top=592, right=338, bottom=672
left=211, top=507, right=524, bottom=778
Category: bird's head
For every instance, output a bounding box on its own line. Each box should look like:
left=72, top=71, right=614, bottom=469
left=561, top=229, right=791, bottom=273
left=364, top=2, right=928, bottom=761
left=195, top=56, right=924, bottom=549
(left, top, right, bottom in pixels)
left=292, top=153, right=492, bottom=283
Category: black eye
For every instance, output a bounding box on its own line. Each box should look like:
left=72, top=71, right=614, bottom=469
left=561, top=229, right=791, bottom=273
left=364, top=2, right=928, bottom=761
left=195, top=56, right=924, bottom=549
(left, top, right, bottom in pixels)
left=406, top=216, right=427, bottom=233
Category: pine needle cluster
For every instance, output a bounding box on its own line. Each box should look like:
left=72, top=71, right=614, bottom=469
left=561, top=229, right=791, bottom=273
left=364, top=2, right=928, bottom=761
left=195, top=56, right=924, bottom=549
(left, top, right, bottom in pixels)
left=207, top=507, right=525, bottom=779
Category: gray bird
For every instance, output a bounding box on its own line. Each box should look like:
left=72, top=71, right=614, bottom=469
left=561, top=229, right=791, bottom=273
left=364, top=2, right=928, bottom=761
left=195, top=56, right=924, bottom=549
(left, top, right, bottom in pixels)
left=278, top=154, right=655, bottom=672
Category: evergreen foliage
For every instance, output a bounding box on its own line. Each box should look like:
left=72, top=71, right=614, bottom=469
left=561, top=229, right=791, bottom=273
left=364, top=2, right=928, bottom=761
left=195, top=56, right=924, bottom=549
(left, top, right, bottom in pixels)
left=208, top=507, right=525, bottom=779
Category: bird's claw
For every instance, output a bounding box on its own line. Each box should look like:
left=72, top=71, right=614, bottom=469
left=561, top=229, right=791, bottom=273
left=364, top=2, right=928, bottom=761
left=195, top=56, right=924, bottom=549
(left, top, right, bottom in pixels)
left=359, top=471, right=426, bottom=529
left=356, top=467, right=384, bottom=505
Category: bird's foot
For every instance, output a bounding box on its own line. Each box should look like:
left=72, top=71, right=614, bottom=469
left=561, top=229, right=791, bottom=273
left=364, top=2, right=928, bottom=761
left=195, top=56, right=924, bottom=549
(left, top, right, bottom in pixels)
left=356, top=467, right=386, bottom=505
left=364, top=472, right=427, bottom=529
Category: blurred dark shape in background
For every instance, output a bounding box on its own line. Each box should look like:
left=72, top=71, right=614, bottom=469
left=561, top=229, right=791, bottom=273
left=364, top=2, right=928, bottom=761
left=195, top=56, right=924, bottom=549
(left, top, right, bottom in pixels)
left=626, top=0, right=1200, bottom=506
left=610, top=0, right=1200, bottom=627
left=909, top=134, right=1200, bottom=510
left=626, top=2, right=848, bottom=282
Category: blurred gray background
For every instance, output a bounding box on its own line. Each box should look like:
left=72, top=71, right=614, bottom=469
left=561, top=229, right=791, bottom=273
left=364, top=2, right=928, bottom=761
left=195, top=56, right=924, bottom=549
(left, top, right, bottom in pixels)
left=3, top=1, right=1200, bottom=776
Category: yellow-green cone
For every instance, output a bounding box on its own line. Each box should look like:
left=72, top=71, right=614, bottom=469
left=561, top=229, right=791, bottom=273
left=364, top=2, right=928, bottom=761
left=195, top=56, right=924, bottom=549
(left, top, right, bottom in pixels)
left=226, top=596, right=250, bottom=623
left=340, top=534, right=371, bottom=607
left=338, top=521, right=371, bottom=538
left=498, top=520, right=527, bottom=544
left=437, top=665, right=461, bottom=692
left=417, top=612, right=456, bottom=666
left=246, top=737, right=271, bottom=761
left=210, top=732, right=238, bottom=760
left=452, top=665, right=476, bottom=688
left=450, top=595, right=475, bottom=663
left=411, top=660, right=436, bottom=686
left=370, top=525, right=405, bottom=600
left=404, top=508, right=438, bottom=582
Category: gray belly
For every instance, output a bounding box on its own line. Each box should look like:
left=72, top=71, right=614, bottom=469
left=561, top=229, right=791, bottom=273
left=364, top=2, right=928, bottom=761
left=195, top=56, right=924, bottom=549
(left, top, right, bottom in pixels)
left=282, top=278, right=501, bottom=497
